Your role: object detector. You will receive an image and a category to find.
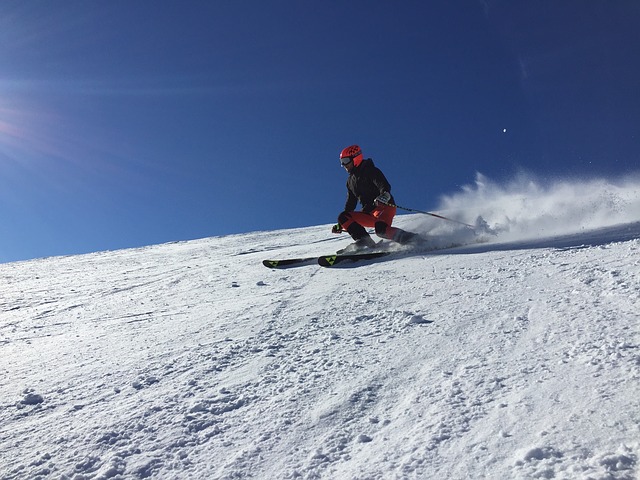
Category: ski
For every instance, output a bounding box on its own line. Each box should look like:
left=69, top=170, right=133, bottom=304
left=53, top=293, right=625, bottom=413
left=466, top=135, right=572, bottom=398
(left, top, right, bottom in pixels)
left=317, top=251, right=390, bottom=267
left=263, top=251, right=391, bottom=269
left=262, top=257, right=317, bottom=269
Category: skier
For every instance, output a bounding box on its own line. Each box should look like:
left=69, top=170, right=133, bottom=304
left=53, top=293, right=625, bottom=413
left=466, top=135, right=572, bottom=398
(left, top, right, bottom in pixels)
left=333, top=144, right=418, bottom=249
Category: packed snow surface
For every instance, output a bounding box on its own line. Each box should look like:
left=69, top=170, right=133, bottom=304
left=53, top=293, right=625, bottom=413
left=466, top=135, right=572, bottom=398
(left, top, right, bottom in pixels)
left=1, top=176, right=639, bottom=479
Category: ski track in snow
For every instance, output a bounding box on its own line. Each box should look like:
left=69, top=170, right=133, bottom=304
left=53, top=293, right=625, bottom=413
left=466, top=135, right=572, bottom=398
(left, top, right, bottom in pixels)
left=1, top=221, right=639, bottom=479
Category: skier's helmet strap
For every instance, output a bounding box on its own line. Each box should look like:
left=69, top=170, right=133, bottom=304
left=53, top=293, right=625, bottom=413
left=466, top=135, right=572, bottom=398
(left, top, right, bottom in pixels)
left=340, top=145, right=363, bottom=167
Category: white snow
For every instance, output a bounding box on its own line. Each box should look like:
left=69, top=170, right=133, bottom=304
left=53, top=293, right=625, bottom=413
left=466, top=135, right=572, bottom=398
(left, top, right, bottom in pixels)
left=1, top=176, right=639, bottom=479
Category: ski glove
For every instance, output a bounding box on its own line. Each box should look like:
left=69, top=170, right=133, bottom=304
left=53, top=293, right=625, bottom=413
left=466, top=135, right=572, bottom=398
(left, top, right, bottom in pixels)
left=331, top=224, right=343, bottom=234
left=375, top=191, right=392, bottom=206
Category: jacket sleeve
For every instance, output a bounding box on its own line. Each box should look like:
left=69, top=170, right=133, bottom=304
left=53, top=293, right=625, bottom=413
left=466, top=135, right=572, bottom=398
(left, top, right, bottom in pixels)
left=344, top=184, right=358, bottom=211
left=371, top=166, right=392, bottom=194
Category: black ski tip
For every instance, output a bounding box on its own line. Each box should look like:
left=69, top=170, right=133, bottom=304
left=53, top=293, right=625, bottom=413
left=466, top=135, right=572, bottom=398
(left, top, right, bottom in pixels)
left=262, top=257, right=317, bottom=268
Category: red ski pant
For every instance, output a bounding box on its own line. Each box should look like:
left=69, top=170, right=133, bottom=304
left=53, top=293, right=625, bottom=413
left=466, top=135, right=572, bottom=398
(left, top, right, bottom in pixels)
left=339, top=205, right=399, bottom=239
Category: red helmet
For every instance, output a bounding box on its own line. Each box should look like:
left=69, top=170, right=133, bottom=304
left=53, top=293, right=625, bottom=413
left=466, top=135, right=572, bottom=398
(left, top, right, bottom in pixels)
left=339, top=145, right=363, bottom=167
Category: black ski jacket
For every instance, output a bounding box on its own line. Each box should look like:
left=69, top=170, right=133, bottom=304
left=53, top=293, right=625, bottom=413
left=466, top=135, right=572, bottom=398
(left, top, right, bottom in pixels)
left=345, top=158, right=395, bottom=213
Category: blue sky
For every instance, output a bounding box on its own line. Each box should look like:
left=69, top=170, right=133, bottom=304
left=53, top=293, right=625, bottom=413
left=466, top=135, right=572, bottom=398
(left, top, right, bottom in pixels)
left=1, top=1, right=638, bottom=263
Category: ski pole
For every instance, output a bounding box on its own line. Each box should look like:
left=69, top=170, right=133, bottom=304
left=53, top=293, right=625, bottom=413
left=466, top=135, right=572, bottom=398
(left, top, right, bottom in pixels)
left=384, top=202, right=476, bottom=229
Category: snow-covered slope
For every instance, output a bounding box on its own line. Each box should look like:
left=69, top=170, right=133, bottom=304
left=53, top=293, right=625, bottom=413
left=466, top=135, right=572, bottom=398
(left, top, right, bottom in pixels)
left=1, top=214, right=639, bottom=479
